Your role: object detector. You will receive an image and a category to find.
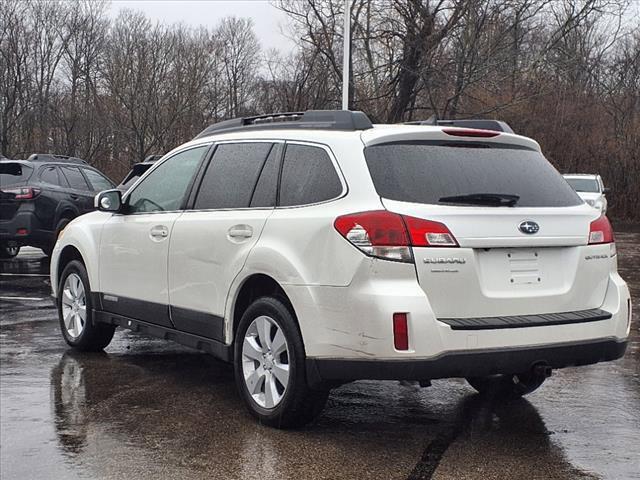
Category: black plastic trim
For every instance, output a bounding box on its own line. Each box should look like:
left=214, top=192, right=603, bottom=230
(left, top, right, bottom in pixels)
left=438, top=308, right=612, bottom=330
left=99, top=293, right=173, bottom=328
left=170, top=305, right=224, bottom=341
left=94, top=310, right=232, bottom=362
left=306, top=338, right=627, bottom=384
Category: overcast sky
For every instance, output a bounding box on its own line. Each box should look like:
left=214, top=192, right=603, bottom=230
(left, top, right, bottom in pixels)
left=109, top=0, right=295, bottom=51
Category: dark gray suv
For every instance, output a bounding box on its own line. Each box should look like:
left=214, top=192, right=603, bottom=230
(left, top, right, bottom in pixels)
left=0, top=154, right=114, bottom=258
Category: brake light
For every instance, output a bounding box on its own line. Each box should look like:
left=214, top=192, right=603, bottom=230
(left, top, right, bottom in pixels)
left=2, top=186, right=40, bottom=199
left=442, top=128, right=500, bottom=138
left=588, top=215, right=614, bottom=244
left=334, top=210, right=458, bottom=262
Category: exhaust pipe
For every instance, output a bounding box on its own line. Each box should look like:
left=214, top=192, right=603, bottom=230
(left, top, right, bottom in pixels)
left=532, top=363, right=553, bottom=378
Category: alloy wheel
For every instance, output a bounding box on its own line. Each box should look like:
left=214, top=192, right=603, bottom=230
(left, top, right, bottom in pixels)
left=241, top=315, right=290, bottom=409
left=61, top=273, right=87, bottom=339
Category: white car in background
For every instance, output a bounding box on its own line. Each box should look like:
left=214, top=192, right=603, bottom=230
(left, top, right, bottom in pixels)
left=564, top=174, right=609, bottom=213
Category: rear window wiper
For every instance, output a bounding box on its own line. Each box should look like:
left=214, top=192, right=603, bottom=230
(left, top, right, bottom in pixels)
left=438, top=193, right=520, bottom=207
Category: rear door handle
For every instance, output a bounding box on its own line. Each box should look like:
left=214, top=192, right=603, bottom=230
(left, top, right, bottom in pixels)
left=70, top=194, right=79, bottom=201
left=228, top=224, right=253, bottom=239
left=150, top=225, right=169, bottom=240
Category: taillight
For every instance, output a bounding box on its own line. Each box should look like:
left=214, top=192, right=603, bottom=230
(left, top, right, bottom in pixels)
left=403, top=216, right=458, bottom=247
left=2, top=186, right=40, bottom=200
left=334, top=210, right=458, bottom=262
left=588, top=215, right=614, bottom=244
left=442, top=128, right=500, bottom=138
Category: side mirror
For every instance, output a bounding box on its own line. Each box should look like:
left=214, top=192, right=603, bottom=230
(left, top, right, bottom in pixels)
left=603, top=187, right=611, bottom=194
left=95, top=189, right=122, bottom=212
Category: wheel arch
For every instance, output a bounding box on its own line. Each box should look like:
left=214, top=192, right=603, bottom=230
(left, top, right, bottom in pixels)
left=227, top=273, right=299, bottom=347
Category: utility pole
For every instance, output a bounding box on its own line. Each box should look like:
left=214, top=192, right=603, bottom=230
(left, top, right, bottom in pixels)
left=341, top=0, right=351, bottom=110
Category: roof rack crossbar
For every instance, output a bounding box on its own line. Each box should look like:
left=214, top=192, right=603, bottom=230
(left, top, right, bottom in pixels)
left=194, top=110, right=373, bottom=139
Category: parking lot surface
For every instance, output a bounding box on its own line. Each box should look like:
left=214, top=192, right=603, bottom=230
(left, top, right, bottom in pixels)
left=1, top=235, right=638, bottom=480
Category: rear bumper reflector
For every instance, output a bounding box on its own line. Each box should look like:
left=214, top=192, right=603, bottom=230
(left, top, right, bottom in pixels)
left=438, top=308, right=611, bottom=330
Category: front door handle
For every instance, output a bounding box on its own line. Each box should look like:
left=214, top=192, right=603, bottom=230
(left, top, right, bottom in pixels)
left=228, top=224, right=253, bottom=239
left=150, top=225, right=169, bottom=240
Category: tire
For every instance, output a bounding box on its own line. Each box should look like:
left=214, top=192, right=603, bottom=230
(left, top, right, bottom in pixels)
left=466, top=371, right=547, bottom=398
left=43, top=217, right=72, bottom=257
left=0, top=245, right=20, bottom=259
left=58, top=260, right=115, bottom=351
left=234, top=296, right=329, bottom=428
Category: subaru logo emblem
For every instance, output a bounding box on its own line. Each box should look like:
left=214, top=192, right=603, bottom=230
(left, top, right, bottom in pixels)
left=518, top=220, right=539, bottom=235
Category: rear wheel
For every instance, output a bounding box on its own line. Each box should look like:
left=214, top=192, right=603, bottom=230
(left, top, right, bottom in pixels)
left=234, top=296, right=329, bottom=428
left=0, top=245, right=20, bottom=259
left=58, top=260, right=115, bottom=351
left=466, top=371, right=547, bottom=398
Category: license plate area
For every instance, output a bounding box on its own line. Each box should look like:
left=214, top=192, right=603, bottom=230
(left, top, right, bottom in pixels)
left=476, top=248, right=544, bottom=288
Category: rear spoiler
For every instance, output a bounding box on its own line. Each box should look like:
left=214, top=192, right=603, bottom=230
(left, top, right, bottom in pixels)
left=406, top=117, right=514, bottom=134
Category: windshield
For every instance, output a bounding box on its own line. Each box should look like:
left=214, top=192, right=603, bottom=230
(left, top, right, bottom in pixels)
left=364, top=142, right=582, bottom=207
left=0, top=162, right=34, bottom=187
left=565, top=178, right=600, bottom=193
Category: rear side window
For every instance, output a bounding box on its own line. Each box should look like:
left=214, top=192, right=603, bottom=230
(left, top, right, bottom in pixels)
left=194, top=142, right=273, bottom=210
left=0, top=163, right=33, bottom=187
left=61, top=166, right=91, bottom=191
left=39, top=166, right=64, bottom=186
left=279, top=144, right=342, bottom=206
left=364, top=142, right=582, bottom=207
left=83, top=168, right=114, bottom=192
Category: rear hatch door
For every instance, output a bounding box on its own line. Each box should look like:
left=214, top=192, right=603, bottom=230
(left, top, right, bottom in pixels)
left=364, top=136, right=610, bottom=318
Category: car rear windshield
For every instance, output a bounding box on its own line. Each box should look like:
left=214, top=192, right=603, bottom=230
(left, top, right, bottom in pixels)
left=0, top=162, right=34, bottom=187
left=565, top=178, right=600, bottom=193
left=364, top=142, right=582, bottom=207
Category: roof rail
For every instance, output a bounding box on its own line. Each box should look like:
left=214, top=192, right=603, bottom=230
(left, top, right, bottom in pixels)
left=27, top=153, right=87, bottom=164
left=194, top=110, right=373, bottom=139
left=406, top=117, right=514, bottom=134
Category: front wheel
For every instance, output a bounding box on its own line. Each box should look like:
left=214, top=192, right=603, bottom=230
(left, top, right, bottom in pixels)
left=58, top=260, right=115, bottom=351
left=234, top=296, right=329, bottom=428
left=466, top=371, right=547, bottom=398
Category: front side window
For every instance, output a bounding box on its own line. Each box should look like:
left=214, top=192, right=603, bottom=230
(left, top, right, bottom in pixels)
left=61, top=166, right=91, bottom=191
left=127, top=146, right=207, bottom=213
left=194, top=142, right=274, bottom=210
left=83, top=169, right=114, bottom=192
left=279, top=144, right=342, bottom=207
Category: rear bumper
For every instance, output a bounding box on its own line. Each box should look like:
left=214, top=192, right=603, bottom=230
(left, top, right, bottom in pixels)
left=0, top=209, right=49, bottom=247
left=306, top=337, right=628, bottom=383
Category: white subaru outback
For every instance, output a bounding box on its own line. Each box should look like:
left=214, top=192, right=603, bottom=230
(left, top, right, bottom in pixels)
left=50, top=110, right=631, bottom=428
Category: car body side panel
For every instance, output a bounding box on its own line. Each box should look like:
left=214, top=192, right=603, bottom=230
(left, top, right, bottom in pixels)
left=50, top=211, right=111, bottom=297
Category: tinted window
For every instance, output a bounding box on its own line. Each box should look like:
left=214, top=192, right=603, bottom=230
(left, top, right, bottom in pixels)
left=250, top=143, right=282, bottom=207
left=364, top=142, right=582, bottom=207
left=565, top=178, right=600, bottom=193
left=61, top=166, right=91, bottom=191
left=83, top=168, right=114, bottom=192
left=194, top=142, right=273, bottom=210
left=279, top=144, right=342, bottom=206
left=0, top=163, right=33, bottom=187
left=40, top=166, right=62, bottom=186
left=128, top=146, right=207, bottom=213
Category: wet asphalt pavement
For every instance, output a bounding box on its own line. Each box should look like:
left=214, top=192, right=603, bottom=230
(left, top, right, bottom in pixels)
left=1, top=236, right=638, bottom=480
